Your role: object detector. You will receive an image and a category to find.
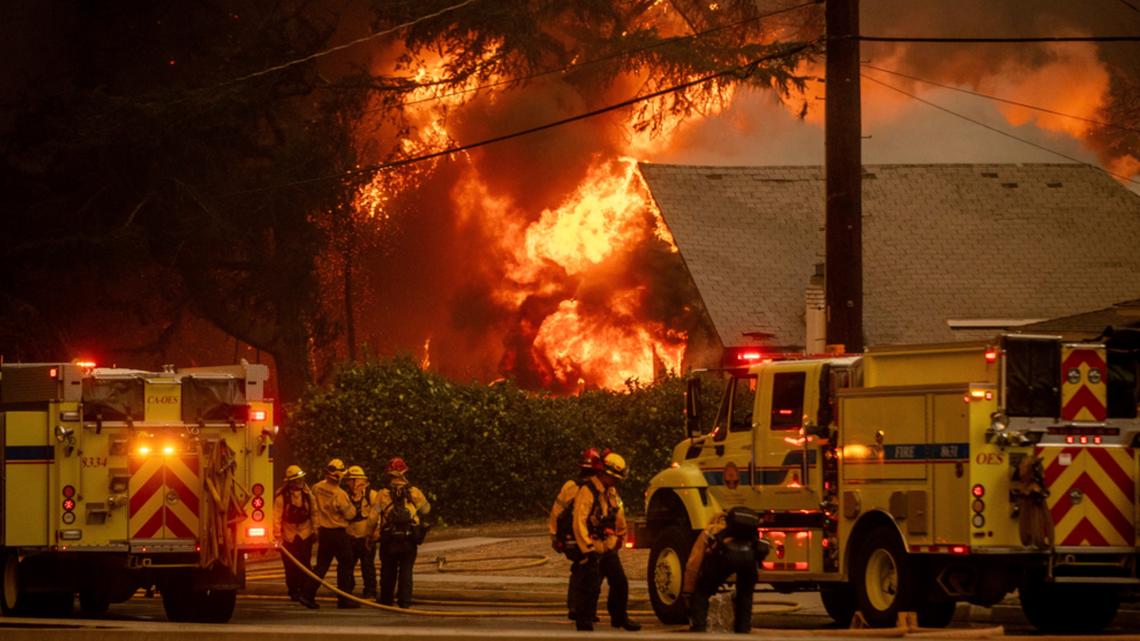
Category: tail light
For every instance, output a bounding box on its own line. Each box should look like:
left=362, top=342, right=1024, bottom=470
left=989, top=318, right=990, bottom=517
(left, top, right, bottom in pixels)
left=971, top=484, right=985, bottom=498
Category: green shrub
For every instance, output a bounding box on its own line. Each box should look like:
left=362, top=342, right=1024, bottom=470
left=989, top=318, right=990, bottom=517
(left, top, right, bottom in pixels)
left=288, top=357, right=721, bottom=525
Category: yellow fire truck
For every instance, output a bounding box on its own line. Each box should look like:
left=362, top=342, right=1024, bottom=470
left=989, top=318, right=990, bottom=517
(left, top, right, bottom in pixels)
left=636, top=332, right=1140, bottom=633
left=0, top=361, right=276, bottom=622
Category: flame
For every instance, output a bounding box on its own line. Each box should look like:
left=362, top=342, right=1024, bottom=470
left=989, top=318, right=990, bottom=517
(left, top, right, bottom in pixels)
left=421, top=337, right=432, bottom=370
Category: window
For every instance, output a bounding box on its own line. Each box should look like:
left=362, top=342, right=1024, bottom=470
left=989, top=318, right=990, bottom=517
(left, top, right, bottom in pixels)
left=771, top=372, right=806, bottom=430
left=730, top=376, right=757, bottom=432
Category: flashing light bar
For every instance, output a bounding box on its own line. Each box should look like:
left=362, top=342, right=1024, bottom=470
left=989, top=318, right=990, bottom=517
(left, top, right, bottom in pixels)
left=737, top=351, right=763, bottom=362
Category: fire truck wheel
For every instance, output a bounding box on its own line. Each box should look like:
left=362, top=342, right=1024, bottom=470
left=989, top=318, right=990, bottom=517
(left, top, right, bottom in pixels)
left=1019, top=581, right=1119, bottom=634
left=647, top=526, right=694, bottom=624
left=916, top=600, right=956, bottom=628
left=851, top=526, right=913, bottom=627
left=819, top=585, right=856, bottom=625
left=0, top=550, right=30, bottom=615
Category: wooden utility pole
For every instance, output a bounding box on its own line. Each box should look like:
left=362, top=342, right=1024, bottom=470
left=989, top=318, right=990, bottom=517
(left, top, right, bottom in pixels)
left=824, top=0, right=863, bottom=353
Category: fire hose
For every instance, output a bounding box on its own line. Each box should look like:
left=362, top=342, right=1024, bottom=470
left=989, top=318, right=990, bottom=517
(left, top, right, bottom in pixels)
left=274, top=545, right=802, bottom=617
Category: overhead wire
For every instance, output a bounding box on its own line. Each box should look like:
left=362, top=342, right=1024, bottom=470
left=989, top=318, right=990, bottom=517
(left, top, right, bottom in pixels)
left=1115, top=0, right=1140, bottom=14
left=220, top=40, right=820, bottom=197
left=861, top=63, right=1140, bottom=136
left=858, top=34, right=1140, bottom=44
left=215, top=0, right=479, bottom=88
left=860, top=73, right=1140, bottom=186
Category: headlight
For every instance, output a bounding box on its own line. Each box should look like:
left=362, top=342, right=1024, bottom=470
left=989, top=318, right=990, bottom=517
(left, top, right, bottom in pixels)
left=990, top=411, right=1009, bottom=433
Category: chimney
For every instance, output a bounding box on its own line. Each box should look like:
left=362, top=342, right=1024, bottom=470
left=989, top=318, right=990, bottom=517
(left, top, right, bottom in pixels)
left=805, top=263, right=826, bottom=354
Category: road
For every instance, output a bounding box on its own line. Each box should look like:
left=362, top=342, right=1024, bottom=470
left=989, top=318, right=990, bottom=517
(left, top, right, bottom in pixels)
left=0, top=537, right=1133, bottom=640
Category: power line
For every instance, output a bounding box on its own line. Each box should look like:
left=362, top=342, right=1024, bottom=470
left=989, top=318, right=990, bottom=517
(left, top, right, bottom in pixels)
left=862, top=63, right=1140, bottom=136
left=217, top=0, right=478, bottom=88
left=860, top=73, right=1140, bottom=186
left=393, top=0, right=821, bottom=108
left=221, top=41, right=819, bottom=197
left=858, top=34, right=1140, bottom=44
left=1117, top=0, right=1140, bottom=14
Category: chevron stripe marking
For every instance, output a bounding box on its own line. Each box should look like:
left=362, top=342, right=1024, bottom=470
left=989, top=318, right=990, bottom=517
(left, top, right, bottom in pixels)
left=1049, top=471, right=1134, bottom=542
left=1088, top=448, right=1135, bottom=501
left=1062, top=385, right=1106, bottom=421
left=1042, top=447, right=1081, bottom=486
left=130, top=467, right=164, bottom=515
left=164, top=461, right=200, bottom=515
left=1062, top=349, right=1107, bottom=371
left=164, top=507, right=195, bottom=538
left=135, top=507, right=164, bottom=539
left=1063, top=517, right=1111, bottom=546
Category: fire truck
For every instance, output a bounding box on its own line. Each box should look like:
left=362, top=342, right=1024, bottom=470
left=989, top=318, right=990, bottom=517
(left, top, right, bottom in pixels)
left=0, top=361, right=276, bottom=622
left=635, top=331, right=1140, bottom=633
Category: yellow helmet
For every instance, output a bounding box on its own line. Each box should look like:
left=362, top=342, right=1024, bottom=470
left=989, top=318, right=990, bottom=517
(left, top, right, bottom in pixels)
left=344, top=465, right=367, bottom=480
left=326, top=458, right=347, bottom=478
left=284, top=465, right=305, bottom=482
left=602, top=452, right=628, bottom=481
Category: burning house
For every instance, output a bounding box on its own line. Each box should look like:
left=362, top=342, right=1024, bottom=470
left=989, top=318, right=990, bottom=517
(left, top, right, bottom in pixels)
left=639, top=162, right=1140, bottom=369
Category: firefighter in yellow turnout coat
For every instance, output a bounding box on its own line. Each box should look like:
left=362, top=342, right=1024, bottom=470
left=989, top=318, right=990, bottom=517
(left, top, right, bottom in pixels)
left=550, top=448, right=603, bottom=620
left=344, top=466, right=380, bottom=598
left=303, top=459, right=359, bottom=609
left=571, top=452, right=640, bottom=632
left=374, top=457, right=431, bottom=608
left=273, top=465, right=316, bottom=603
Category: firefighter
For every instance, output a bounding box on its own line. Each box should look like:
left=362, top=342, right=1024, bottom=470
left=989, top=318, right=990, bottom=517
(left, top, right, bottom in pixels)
left=571, top=451, right=640, bottom=632
left=344, top=465, right=380, bottom=598
left=273, top=464, right=316, bottom=604
left=549, top=447, right=603, bottom=621
left=302, top=458, right=360, bottom=609
left=682, top=507, right=767, bottom=633
left=375, top=457, right=431, bottom=609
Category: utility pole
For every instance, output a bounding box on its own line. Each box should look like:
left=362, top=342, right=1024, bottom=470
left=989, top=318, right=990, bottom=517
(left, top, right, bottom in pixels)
left=824, top=0, right=863, bottom=353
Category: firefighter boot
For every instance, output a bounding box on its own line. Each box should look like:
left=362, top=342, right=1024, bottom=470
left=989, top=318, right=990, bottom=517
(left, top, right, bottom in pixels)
left=689, top=592, right=710, bottom=632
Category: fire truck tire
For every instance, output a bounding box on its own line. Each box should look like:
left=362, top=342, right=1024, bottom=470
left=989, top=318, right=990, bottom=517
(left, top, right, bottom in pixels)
left=647, top=526, right=694, bottom=624
left=1019, top=581, right=1119, bottom=634
left=916, top=600, right=956, bottom=628
left=0, top=550, right=22, bottom=615
left=78, top=590, right=111, bottom=617
left=851, top=526, right=913, bottom=627
left=819, top=585, right=856, bottom=625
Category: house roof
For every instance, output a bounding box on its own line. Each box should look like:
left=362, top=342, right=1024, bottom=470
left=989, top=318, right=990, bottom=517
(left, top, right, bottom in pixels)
left=1020, top=299, right=1140, bottom=335
left=639, top=163, right=1140, bottom=348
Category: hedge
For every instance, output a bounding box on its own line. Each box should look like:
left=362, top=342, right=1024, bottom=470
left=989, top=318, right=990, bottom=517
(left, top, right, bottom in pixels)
left=288, top=357, right=720, bottom=525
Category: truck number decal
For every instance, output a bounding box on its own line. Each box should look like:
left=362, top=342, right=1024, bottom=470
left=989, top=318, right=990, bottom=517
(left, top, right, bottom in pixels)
left=82, top=456, right=109, bottom=468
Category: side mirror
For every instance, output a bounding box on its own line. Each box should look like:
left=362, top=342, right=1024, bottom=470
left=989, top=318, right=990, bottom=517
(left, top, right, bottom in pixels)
left=685, top=377, right=702, bottom=438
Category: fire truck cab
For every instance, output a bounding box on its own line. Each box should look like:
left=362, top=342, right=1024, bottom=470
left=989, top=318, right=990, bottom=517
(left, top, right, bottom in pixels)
left=636, top=331, right=1140, bottom=633
left=0, top=361, right=276, bottom=622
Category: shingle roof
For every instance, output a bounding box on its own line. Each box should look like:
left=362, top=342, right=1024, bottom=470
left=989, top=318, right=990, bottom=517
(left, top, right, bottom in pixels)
left=1020, top=299, right=1140, bottom=335
left=639, top=163, right=1140, bottom=348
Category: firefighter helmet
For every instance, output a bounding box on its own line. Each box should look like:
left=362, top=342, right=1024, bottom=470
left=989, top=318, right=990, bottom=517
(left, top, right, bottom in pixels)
left=579, top=447, right=602, bottom=471
left=386, top=457, right=409, bottom=473
left=602, top=452, right=628, bottom=481
left=344, top=465, right=367, bottom=480
left=284, top=465, right=306, bottom=482
left=326, top=458, right=347, bottom=478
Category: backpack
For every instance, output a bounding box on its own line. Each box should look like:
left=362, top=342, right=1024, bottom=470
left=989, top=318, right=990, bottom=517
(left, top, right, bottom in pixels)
left=554, top=480, right=586, bottom=555
left=712, top=507, right=768, bottom=567
left=381, top=486, right=419, bottom=552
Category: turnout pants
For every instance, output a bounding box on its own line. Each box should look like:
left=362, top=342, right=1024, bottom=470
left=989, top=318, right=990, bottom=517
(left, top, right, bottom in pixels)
left=281, top=535, right=315, bottom=598
left=350, top=537, right=377, bottom=596
left=379, top=544, right=418, bottom=608
left=688, top=554, right=758, bottom=633
left=574, top=550, right=630, bottom=630
left=309, top=527, right=355, bottom=606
